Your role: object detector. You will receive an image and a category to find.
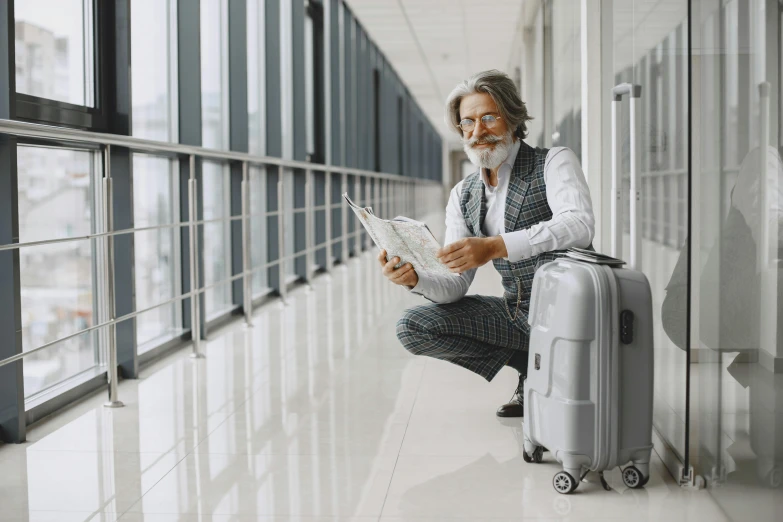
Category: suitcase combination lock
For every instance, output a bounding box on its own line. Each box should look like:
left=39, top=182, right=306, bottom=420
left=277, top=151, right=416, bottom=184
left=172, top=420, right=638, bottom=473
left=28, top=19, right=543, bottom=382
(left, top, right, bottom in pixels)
left=620, top=310, right=634, bottom=345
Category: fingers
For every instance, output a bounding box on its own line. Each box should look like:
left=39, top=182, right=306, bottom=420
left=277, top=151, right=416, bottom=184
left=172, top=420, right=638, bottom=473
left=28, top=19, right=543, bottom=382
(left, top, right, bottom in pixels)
left=379, top=255, right=417, bottom=286
left=436, top=239, right=464, bottom=259
left=377, top=249, right=387, bottom=267
left=448, top=259, right=470, bottom=273
left=382, top=256, right=406, bottom=276
left=439, top=250, right=463, bottom=264
left=389, top=263, right=414, bottom=282
left=393, top=264, right=418, bottom=286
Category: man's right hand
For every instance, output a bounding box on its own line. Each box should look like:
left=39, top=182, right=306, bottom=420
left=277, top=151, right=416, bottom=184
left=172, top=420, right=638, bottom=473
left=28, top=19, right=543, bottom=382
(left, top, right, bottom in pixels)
left=378, top=249, right=419, bottom=289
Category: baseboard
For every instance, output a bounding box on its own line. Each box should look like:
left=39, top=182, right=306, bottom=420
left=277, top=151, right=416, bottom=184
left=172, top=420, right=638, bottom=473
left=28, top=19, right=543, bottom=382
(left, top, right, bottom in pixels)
left=691, top=347, right=782, bottom=373
left=651, top=424, right=686, bottom=483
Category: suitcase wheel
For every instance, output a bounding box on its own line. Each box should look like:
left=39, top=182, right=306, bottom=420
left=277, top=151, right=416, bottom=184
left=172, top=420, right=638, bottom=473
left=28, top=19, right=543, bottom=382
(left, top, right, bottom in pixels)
left=553, top=471, right=578, bottom=494
left=621, top=466, right=646, bottom=489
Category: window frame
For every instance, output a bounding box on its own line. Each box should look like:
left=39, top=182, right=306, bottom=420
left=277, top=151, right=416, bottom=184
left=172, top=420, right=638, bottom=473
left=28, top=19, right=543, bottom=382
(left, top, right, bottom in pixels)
left=12, top=0, right=110, bottom=131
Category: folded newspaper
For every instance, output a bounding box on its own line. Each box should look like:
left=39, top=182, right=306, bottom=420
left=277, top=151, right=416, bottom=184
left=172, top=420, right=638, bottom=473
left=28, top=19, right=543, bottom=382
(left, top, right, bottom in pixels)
left=343, top=193, right=455, bottom=278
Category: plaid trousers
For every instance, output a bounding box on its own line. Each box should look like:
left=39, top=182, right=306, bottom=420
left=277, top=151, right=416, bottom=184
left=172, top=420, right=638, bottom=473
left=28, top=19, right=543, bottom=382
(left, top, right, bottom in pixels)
left=396, top=295, right=529, bottom=382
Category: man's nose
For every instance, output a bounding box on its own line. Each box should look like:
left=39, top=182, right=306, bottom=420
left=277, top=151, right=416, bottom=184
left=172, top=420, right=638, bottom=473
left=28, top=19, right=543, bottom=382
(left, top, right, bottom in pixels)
left=472, top=118, right=488, bottom=135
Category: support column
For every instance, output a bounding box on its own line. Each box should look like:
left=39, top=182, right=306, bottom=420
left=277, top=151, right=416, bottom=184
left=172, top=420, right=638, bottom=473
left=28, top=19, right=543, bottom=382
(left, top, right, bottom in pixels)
left=0, top=1, right=24, bottom=443
left=177, top=0, right=205, bottom=338
left=104, top=0, right=136, bottom=378
left=581, top=0, right=605, bottom=251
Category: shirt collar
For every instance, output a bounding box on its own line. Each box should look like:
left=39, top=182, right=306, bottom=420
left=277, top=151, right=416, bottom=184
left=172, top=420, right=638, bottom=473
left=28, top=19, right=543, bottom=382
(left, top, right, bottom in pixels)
left=480, top=139, right=521, bottom=189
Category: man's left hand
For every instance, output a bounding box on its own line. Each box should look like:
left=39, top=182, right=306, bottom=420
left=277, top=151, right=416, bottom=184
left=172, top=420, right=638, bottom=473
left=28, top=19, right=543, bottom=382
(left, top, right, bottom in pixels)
left=436, top=236, right=507, bottom=274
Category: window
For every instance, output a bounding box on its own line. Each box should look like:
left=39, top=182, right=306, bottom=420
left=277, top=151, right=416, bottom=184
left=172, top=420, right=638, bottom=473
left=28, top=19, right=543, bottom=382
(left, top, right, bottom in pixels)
left=131, top=0, right=177, bottom=142
left=133, top=155, right=181, bottom=351
left=397, top=96, right=404, bottom=174
left=249, top=166, right=270, bottom=296
left=373, top=70, right=381, bottom=172
left=131, top=0, right=180, bottom=353
left=201, top=0, right=233, bottom=317
left=17, top=146, right=100, bottom=398
left=247, top=0, right=266, bottom=157
left=203, top=161, right=233, bottom=318
left=14, top=0, right=95, bottom=107
left=201, top=0, right=228, bottom=151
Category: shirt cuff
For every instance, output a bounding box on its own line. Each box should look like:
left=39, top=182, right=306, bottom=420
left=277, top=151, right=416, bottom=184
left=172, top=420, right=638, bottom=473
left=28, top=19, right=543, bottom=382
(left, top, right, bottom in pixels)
left=408, top=272, right=430, bottom=296
left=500, top=230, right=533, bottom=263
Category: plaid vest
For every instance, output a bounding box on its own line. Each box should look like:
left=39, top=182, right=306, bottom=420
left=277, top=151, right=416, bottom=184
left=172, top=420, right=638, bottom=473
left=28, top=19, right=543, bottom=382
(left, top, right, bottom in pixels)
left=459, top=141, right=561, bottom=332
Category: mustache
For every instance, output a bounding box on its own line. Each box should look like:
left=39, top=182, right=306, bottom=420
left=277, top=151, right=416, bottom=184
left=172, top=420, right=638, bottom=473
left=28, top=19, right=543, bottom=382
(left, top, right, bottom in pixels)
left=465, top=134, right=504, bottom=147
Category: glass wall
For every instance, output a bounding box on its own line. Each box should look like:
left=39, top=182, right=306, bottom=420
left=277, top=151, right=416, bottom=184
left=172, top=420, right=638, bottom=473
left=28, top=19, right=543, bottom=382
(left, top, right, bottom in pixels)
left=609, top=0, right=691, bottom=465
left=17, top=146, right=100, bottom=397
left=131, top=0, right=181, bottom=353
left=546, top=0, right=582, bottom=160
left=691, top=0, right=783, bottom=516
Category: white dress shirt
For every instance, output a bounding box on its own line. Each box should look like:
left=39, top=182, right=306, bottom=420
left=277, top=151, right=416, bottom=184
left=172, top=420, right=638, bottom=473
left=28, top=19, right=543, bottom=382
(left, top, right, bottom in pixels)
left=410, top=140, right=595, bottom=304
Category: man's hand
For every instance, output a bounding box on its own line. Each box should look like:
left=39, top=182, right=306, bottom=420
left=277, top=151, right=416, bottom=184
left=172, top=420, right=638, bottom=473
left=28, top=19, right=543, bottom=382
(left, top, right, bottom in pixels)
left=378, top=249, right=419, bottom=289
left=436, top=236, right=507, bottom=274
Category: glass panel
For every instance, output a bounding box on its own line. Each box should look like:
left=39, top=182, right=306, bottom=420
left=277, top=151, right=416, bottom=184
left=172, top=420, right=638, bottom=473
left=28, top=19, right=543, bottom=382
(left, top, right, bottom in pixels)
left=14, top=0, right=94, bottom=106
left=132, top=154, right=181, bottom=352
left=203, top=161, right=232, bottom=317
left=691, top=0, right=783, bottom=515
left=305, top=12, right=316, bottom=158
left=611, top=0, right=690, bottom=461
left=249, top=166, right=270, bottom=296
left=247, top=0, right=265, bottom=156
left=130, top=0, right=179, bottom=352
left=131, top=0, right=176, bottom=142
left=547, top=0, right=582, bottom=160
left=201, top=0, right=228, bottom=150
left=17, top=146, right=98, bottom=397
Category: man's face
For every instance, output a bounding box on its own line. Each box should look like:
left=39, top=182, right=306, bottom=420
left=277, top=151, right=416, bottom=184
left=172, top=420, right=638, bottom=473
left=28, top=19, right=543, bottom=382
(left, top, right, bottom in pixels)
left=459, top=92, right=513, bottom=170
left=458, top=92, right=510, bottom=145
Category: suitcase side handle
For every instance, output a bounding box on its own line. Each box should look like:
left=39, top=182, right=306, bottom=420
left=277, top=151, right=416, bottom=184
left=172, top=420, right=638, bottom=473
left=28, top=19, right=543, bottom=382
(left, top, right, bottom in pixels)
left=611, top=83, right=643, bottom=270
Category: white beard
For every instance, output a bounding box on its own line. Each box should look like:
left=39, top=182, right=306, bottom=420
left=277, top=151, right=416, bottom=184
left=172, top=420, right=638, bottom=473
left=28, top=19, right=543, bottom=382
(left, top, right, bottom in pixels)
left=463, top=132, right=513, bottom=170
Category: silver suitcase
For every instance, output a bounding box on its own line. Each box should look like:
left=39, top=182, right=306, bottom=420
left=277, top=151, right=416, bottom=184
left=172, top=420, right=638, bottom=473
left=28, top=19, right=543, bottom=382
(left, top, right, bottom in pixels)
left=522, top=251, right=654, bottom=494
left=522, top=83, right=654, bottom=495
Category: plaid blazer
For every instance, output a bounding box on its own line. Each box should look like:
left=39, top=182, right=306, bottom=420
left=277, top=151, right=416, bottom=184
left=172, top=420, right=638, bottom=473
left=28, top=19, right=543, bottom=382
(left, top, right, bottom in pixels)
left=458, top=141, right=562, bottom=334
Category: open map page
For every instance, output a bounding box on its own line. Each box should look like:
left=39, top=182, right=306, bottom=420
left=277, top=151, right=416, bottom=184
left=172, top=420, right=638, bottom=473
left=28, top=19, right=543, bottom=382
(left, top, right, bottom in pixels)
left=343, top=193, right=455, bottom=278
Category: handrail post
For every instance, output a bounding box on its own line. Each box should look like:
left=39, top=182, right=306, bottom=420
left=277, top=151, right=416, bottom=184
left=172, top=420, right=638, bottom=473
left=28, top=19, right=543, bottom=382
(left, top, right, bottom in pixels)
left=325, top=171, right=333, bottom=273
left=341, top=172, right=348, bottom=264
left=241, top=161, right=253, bottom=327
left=305, top=167, right=313, bottom=285
left=188, top=154, right=204, bottom=358
left=278, top=165, right=287, bottom=304
left=103, top=145, right=123, bottom=408
left=363, top=176, right=370, bottom=250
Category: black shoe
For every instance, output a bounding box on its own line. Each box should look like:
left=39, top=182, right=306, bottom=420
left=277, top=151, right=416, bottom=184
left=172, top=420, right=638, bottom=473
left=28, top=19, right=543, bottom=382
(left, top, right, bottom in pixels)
left=496, top=373, right=525, bottom=418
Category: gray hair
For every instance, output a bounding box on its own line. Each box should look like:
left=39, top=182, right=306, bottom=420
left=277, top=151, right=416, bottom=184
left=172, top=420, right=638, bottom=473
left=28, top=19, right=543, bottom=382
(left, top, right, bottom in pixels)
left=445, top=69, right=532, bottom=139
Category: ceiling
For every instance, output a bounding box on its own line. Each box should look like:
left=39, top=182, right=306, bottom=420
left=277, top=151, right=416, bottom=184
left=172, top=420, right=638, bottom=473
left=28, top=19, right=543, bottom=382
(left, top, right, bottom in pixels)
left=344, top=0, right=526, bottom=148
left=344, top=0, right=690, bottom=149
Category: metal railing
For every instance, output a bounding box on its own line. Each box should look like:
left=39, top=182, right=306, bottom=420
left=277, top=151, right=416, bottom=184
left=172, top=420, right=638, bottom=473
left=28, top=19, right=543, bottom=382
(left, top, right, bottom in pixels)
left=0, top=118, right=440, bottom=408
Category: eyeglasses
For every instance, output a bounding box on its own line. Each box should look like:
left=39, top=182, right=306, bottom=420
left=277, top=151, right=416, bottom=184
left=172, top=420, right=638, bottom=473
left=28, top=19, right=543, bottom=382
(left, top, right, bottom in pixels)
left=458, top=114, right=502, bottom=132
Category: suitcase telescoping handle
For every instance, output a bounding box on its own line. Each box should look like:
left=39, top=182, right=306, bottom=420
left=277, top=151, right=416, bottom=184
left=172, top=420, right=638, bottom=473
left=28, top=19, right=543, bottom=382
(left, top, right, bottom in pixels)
left=610, top=83, right=643, bottom=270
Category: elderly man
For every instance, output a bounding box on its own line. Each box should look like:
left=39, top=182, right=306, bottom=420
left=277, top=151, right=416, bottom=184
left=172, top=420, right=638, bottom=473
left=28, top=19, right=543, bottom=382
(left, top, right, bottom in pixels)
left=380, top=70, right=595, bottom=418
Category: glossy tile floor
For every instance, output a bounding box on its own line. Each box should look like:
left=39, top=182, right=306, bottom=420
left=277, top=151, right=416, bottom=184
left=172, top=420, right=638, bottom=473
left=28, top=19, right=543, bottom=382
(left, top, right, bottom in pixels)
left=0, top=222, right=739, bottom=521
